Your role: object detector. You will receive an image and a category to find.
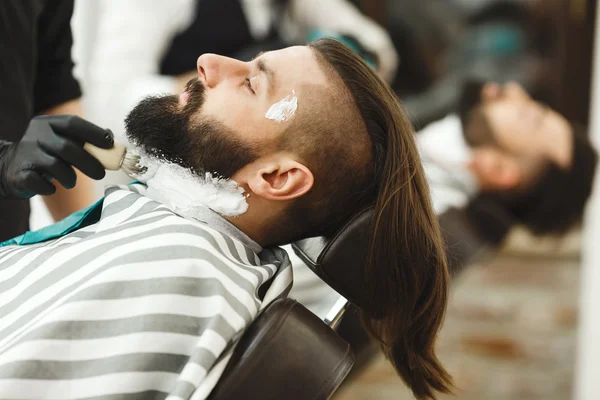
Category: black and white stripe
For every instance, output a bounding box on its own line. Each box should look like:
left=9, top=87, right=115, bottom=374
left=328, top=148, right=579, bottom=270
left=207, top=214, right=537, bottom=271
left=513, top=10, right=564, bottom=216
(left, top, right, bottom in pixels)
left=0, top=184, right=292, bottom=399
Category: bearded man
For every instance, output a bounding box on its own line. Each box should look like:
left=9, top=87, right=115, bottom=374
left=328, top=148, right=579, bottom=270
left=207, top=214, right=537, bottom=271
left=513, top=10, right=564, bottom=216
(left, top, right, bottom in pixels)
left=0, top=39, right=452, bottom=399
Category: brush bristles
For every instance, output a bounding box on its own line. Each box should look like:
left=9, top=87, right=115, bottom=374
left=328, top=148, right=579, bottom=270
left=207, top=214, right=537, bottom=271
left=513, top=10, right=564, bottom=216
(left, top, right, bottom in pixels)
left=121, top=151, right=146, bottom=177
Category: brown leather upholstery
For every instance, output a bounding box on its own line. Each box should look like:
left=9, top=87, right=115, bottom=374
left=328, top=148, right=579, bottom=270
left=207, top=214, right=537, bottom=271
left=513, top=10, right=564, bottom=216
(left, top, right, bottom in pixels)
left=208, top=299, right=355, bottom=400
left=441, top=198, right=515, bottom=276
left=208, top=209, right=372, bottom=399
left=292, top=208, right=373, bottom=313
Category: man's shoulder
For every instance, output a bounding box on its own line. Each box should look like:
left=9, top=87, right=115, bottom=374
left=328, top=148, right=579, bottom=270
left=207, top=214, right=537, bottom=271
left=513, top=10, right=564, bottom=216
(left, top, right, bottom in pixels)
left=98, top=185, right=264, bottom=264
left=101, top=185, right=224, bottom=233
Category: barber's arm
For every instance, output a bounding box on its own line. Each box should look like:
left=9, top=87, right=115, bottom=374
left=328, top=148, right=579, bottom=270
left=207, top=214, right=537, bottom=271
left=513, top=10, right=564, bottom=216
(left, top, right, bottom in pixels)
left=38, top=101, right=107, bottom=221
left=87, top=0, right=196, bottom=136
left=30, top=0, right=102, bottom=220
left=0, top=113, right=113, bottom=201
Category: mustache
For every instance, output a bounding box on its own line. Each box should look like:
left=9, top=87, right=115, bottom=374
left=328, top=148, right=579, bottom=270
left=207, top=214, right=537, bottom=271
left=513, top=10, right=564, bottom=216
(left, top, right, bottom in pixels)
left=185, top=77, right=204, bottom=96
left=182, top=77, right=206, bottom=114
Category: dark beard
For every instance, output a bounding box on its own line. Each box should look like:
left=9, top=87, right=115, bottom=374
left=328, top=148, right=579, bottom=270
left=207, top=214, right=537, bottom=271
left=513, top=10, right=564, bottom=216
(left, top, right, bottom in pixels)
left=124, top=78, right=258, bottom=178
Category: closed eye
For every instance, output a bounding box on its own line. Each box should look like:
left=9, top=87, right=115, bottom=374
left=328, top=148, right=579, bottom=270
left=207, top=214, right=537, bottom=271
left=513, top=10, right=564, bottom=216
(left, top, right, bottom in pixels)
left=245, top=78, right=255, bottom=95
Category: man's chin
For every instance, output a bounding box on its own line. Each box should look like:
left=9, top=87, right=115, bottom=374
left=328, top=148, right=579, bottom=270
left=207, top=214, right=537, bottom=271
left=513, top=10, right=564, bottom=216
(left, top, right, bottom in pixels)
left=124, top=94, right=191, bottom=165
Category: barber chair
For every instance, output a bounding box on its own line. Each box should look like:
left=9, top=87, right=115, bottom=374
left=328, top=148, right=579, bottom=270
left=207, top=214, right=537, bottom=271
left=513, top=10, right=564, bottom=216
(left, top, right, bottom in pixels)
left=208, top=208, right=374, bottom=400
left=440, top=198, right=515, bottom=277
left=207, top=196, right=516, bottom=399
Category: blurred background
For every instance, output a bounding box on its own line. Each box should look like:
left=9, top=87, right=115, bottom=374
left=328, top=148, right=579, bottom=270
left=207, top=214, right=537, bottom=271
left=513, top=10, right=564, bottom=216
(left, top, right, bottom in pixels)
left=29, top=0, right=600, bottom=399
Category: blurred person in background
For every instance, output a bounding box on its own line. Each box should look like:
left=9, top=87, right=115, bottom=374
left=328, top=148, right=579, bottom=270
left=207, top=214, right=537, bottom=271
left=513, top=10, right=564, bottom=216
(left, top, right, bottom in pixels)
left=85, top=0, right=398, bottom=160
left=0, top=0, right=113, bottom=241
left=296, top=80, right=598, bottom=374
left=457, top=81, right=595, bottom=236
left=404, top=79, right=597, bottom=268
left=384, top=0, right=549, bottom=129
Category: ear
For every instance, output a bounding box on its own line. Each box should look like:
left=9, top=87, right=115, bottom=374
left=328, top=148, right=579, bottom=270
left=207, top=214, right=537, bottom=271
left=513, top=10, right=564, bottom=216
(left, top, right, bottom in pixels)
left=246, top=157, right=314, bottom=201
left=468, top=147, right=522, bottom=190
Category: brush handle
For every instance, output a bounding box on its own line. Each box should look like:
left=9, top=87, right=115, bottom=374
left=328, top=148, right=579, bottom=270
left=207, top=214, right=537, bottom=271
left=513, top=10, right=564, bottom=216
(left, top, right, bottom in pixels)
left=83, top=141, right=127, bottom=171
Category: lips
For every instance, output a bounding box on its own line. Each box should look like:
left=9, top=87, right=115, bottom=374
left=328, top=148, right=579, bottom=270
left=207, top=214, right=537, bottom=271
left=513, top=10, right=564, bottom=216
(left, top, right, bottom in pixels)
left=179, top=91, right=190, bottom=105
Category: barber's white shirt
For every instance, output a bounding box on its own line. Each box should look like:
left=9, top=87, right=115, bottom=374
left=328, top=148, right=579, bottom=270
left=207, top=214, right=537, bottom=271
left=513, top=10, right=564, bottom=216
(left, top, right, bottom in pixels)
left=416, top=114, right=479, bottom=215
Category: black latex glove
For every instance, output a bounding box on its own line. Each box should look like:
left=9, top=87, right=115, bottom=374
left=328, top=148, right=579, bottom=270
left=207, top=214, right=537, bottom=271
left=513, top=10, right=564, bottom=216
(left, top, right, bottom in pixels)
left=0, top=115, right=114, bottom=199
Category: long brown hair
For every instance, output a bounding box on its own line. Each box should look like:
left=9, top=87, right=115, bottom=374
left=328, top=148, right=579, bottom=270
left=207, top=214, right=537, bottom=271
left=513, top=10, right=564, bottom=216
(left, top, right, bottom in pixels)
left=309, top=39, right=453, bottom=399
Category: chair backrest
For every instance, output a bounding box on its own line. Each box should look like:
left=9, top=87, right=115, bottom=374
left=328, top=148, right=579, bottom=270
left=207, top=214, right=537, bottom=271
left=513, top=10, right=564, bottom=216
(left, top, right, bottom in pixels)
left=441, top=198, right=515, bottom=276
left=292, top=208, right=373, bottom=313
left=291, top=198, right=517, bottom=301
left=209, top=209, right=376, bottom=399
left=208, top=299, right=354, bottom=400
left=208, top=198, right=516, bottom=399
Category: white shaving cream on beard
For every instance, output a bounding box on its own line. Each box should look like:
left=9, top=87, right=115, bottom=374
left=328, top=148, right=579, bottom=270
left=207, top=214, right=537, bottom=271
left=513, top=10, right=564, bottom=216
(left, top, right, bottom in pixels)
left=128, top=149, right=248, bottom=217
left=265, top=90, right=298, bottom=123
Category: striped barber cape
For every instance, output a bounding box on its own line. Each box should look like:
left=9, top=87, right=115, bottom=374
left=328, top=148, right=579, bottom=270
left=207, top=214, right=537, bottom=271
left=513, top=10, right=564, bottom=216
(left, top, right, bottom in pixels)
left=0, top=183, right=293, bottom=400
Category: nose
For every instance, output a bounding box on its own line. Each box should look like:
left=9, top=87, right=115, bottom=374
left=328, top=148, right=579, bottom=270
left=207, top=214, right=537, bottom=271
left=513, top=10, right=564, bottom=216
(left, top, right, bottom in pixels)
left=196, top=54, right=249, bottom=88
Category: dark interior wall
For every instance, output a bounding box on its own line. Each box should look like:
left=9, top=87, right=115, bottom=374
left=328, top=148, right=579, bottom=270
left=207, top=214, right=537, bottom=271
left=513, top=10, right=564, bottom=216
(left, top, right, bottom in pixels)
left=354, top=0, right=597, bottom=127
left=553, top=0, right=597, bottom=125
left=358, top=0, right=387, bottom=25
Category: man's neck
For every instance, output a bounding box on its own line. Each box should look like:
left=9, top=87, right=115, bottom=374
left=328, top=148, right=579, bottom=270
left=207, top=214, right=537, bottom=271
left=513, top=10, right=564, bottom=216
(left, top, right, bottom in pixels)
left=224, top=214, right=267, bottom=248
left=189, top=208, right=263, bottom=253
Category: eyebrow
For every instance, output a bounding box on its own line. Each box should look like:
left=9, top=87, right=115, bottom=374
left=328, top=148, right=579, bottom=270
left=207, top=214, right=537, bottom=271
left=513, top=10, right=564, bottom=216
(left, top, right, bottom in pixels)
left=255, top=56, right=277, bottom=97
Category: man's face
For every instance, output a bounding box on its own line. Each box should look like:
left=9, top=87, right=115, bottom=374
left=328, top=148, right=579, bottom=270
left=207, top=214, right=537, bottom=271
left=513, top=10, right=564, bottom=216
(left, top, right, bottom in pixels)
left=125, top=46, right=328, bottom=178
left=462, top=83, right=574, bottom=191
left=470, top=83, right=572, bottom=166
left=480, top=98, right=550, bottom=158
left=193, top=46, right=327, bottom=143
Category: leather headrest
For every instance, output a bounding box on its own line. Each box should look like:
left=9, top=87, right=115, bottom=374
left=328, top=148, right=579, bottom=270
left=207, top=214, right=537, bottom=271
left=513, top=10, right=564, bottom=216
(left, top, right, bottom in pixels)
left=292, top=208, right=373, bottom=312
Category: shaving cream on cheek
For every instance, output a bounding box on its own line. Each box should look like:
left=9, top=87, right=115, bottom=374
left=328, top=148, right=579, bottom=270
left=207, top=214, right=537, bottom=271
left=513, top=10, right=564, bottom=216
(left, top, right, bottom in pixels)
left=129, top=150, right=249, bottom=217
left=265, top=90, right=299, bottom=123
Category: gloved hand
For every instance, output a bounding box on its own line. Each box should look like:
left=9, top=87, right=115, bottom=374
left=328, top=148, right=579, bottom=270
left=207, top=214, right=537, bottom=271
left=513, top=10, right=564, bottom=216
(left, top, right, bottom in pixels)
left=0, top=115, right=114, bottom=199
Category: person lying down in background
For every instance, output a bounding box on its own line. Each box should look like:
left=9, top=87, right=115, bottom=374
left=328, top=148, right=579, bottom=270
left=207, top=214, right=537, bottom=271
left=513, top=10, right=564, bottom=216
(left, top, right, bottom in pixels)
left=298, top=80, right=598, bottom=291
left=420, top=81, right=597, bottom=243
left=0, top=39, right=452, bottom=400
left=289, top=81, right=598, bottom=362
